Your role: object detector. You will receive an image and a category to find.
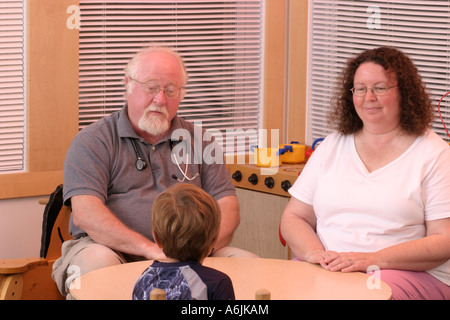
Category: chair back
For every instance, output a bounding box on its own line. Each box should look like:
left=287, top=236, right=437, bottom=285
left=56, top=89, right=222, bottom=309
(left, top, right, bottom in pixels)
left=40, top=184, right=72, bottom=260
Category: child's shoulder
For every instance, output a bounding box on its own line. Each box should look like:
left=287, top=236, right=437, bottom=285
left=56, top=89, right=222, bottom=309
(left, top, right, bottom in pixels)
left=187, top=262, right=234, bottom=290
left=188, top=262, right=235, bottom=300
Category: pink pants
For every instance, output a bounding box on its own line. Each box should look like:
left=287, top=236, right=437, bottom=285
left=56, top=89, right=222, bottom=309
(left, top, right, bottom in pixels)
left=376, top=269, right=450, bottom=300
left=291, top=257, right=449, bottom=300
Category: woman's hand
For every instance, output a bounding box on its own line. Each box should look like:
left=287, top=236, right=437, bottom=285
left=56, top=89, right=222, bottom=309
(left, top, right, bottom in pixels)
left=305, top=250, right=338, bottom=267
left=322, top=251, right=378, bottom=273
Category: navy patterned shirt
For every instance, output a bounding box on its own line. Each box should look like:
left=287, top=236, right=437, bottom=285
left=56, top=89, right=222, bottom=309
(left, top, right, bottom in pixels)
left=132, top=260, right=235, bottom=300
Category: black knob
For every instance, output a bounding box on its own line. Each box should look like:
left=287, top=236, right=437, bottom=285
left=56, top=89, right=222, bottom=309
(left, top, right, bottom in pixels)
left=281, top=180, right=291, bottom=192
left=248, top=173, right=258, bottom=185
left=264, top=177, right=274, bottom=188
left=232, top=170, right=242, bottom=182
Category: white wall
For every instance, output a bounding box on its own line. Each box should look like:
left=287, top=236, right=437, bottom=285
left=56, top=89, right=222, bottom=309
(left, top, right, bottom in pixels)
left=0, top=196, right=47, bottom=259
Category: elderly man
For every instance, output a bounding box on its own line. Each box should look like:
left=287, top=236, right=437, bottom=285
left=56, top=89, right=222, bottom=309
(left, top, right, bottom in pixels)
left=52, top=45, right=257, bottom=297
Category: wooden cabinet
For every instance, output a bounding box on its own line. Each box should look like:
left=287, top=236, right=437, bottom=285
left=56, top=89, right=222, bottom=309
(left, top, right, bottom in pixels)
left=230, top=187, right=289, bottom=260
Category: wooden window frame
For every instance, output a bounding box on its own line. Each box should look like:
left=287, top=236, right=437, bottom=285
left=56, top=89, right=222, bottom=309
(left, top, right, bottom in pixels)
left=0, top=0, right=308, bottom=199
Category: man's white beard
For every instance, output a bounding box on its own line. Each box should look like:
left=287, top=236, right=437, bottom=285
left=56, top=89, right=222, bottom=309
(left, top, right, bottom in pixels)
left=138, top=105, right=170, bottom=136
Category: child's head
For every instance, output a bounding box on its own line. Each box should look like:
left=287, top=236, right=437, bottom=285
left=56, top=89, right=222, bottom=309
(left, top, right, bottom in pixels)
left=152, top=184, right=221, bottom=262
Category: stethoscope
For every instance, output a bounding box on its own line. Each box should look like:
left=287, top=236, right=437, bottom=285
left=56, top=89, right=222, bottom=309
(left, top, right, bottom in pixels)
left=130, top=138, right=199, bottom=182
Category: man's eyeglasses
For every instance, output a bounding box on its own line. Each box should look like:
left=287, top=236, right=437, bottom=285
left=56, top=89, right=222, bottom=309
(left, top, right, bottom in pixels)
left=350, top=85, right=398, bottom=97
left=130, top=77, right=183, bottom=99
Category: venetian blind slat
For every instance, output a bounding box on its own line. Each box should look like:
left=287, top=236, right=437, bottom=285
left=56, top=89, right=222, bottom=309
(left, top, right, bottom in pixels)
left=79, top=0, right=263, bottom=154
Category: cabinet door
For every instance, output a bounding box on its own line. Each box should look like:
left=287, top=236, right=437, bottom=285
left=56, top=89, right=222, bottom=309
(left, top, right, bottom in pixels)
left=230, top=188, right=289, bottom=259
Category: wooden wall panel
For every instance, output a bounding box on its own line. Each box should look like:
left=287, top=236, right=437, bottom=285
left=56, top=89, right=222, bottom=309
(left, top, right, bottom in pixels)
left=263, top=0, right=287, bottom=144
left=263, top=0, right=308, bottom=145
left=0, top=0, right=79, bottom=199
left=287, top=0, right=308, bottom=144
left=27, top=0, right=79, bottom=172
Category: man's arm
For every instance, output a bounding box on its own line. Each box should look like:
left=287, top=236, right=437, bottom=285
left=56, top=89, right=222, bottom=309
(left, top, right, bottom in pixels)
left=214, top=195, right=240, bottom=251
left=71, top=194, right=166, bottom=260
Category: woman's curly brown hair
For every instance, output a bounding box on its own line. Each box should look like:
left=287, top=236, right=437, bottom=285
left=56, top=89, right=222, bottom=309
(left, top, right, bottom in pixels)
left=329, top=46, right=434, bottom=135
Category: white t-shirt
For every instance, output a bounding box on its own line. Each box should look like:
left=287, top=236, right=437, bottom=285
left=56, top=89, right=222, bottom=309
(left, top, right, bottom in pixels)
left=289, top=130, right=450, bottom=285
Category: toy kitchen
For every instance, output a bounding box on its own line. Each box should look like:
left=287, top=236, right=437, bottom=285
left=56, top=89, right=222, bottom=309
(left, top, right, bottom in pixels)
left=225, top=140, right=322, bottom=260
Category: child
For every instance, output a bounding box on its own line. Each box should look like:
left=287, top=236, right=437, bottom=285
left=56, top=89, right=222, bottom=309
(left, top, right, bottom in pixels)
left=132, top=184, right=235, bottom=300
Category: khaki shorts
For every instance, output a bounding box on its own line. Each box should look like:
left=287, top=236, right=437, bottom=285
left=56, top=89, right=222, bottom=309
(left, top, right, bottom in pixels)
left=51, top=236, right=125, bottom=296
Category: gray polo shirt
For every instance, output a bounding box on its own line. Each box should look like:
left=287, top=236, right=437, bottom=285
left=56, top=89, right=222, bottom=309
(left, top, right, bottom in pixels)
left=63, top=105, right=236, bottom=240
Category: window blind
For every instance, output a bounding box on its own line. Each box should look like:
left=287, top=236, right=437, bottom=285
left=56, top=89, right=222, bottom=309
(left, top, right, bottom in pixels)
left=0, top=1, right=25, bottom=172
left=79, top=0, right=263, bottom=154
left=308, top=0, right=450, bottom=143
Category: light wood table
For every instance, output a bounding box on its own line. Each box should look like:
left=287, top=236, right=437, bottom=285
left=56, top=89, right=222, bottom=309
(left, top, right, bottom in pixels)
left=70, top=257, right=392, bottom=300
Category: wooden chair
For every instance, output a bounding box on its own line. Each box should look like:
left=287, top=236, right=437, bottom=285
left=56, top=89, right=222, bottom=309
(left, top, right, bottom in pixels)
left=0, top=185, right=72, bottom=300
left=278, top=224, right=291, bottom=260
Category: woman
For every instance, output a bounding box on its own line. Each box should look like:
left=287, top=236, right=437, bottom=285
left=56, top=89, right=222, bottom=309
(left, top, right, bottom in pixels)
left=280, top=47, right=450, bottom=299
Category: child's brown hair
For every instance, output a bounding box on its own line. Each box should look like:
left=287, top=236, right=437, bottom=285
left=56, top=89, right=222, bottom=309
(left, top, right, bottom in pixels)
left=152, top=184, right=221, bottom=261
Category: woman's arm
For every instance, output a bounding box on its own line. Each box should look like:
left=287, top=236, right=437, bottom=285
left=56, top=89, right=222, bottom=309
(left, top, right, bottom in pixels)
left=324, top=218, right=450, bottom=272
left=280, top=197, right=328, bottom=263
